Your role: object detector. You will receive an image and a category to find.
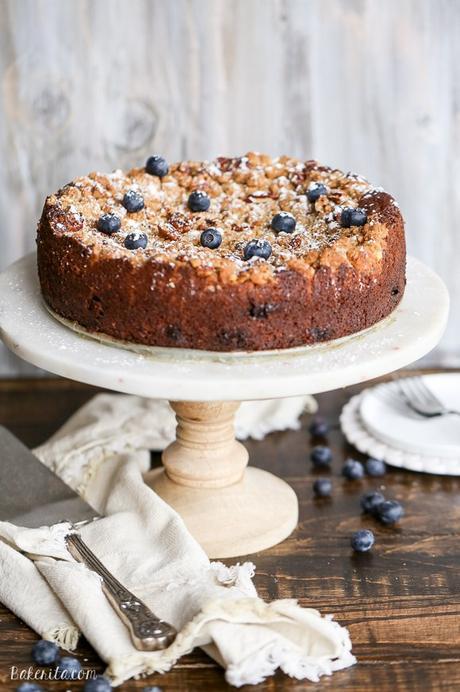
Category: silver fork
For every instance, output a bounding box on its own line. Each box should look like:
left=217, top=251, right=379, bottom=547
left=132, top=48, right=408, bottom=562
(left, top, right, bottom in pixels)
left=66, top=533, right=177, bottom=651
left=398, top=376, right=460, bottom=418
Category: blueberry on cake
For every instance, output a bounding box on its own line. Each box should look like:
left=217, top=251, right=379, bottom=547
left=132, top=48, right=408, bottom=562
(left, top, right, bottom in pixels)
left=37, top=152, right=406, bottom=351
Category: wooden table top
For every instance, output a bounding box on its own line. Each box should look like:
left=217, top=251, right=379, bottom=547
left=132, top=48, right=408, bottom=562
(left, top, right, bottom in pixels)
left=0, top=371, right=459, bottom=691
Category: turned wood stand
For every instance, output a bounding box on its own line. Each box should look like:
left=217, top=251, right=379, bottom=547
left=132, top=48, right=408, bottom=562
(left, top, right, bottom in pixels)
left=145, top=401, right=299, bottom=557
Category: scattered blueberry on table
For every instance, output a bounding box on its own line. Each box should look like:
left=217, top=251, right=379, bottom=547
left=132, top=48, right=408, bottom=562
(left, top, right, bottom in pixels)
left=342, top=458, right=365, bottom=480
left=306, top=183, right=328, bottom=202
left=243, top=239, right=272, bottom=260
left=360, top=490, right=386, bottom=515
left=31, top=639, right=59, bottom=666
left=84, top=676, right=113, bottom=692
left=351, top=529, right=375, bottom=552
left=340, top=207, right=367, bottom=228
left=311, top=445, right=333, bottom=468
left=200, top=228, right=222, bottom=249
left=55, top=655, right=82, bottom=680
left=313, top=478, right=332, bottom=497
left=308, top=416, right=329, bottom=438
left=376, top=499, right=404, bottom=525
left=271, top=212, right=296, bottom=233
left=365, top=458, right=387, bottom=477
left=124, top=232, right=148, bottom=250
left=307, top=412, right=404, bottom=555
left=16, top=684, right=43, bottom=692
left=122, top=189, right=145, bottom=213
left=188, top=190, right=211, bottom=212
left=97, top=213, right=121, bottom=235
left=145, top=155, right=169, bottom=178
left=142, top=687, right=163, bottom=692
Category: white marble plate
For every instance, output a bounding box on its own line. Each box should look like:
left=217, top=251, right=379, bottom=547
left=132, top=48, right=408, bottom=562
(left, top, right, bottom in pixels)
left=360, top=375, right=460, bottom=458
left=0, top=254, right=449, bottom=401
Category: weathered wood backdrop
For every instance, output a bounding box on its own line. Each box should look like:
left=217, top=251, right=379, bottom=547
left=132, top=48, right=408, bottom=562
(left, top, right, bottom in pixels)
left=0, top=0, right=458, bottom=375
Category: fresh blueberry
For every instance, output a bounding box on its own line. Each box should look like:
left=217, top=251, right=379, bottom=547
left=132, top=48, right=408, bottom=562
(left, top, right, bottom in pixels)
left=313, top=478, right=332, bottom=497
left=31, top=639, right=59, bottom=666
left=84, top=676, right=112, bottom=692
left=308, top=416, right=329, bottom=437
left=124, top=232, right=148, bottom=250
left=145, top=155, right=169, bottom=178
left=55, top=655, right=82, bottom=680
left=376, top=500, right=404, bottom=525
left=188, top=190, right=210, bottom=212
left=97, top=213, right=121, bottom=235
left=16, top=684, right=44, bottom=692
left=142, top=687, right=163, bottom=692
left=351, top=529, right=375, bottom=552
left=307, top=183, right=328, bottom=203
left=342, top=458, right=365, bottom=480
left=243, top=239, right=272, bottom=260
left=200, top=228, right=222, bottom=249
left=122, top=190, right=145, bottom=213
left=365, top=458, right=387, bottom=477
left=340, top=207, right=367, bottom=227
left=271, top=212, right=296, bottom=234
left=310, top=445, right=332, bottom=468
left=360, top=490, right=385, bottom=514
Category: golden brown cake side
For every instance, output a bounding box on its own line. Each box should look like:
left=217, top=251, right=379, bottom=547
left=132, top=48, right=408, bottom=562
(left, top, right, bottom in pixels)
left=37, top=154, right=406, bottom=351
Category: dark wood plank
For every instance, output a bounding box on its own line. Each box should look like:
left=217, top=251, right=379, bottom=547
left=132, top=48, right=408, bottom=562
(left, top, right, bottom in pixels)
left=0, top=370, right=459, bottom=691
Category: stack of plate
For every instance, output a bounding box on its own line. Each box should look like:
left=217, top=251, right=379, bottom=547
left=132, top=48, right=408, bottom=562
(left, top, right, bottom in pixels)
left=340, top=373, right=460, bottom=475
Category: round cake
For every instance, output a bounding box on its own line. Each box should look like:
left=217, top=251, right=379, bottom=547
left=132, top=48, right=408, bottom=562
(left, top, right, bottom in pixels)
left=37, top=152, right=406, bottom=352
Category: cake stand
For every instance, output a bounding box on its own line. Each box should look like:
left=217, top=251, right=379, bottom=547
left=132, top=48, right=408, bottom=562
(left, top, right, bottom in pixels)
left=0, top=254, right=449, bottom=558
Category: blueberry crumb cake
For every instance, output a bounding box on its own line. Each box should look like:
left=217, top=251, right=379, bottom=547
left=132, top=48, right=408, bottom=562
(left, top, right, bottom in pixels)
left=37, top=152, right=406, bottom=351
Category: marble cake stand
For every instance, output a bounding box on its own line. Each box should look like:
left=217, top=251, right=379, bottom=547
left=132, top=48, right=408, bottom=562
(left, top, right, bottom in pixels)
left=0, top=254, right=449, bottom=557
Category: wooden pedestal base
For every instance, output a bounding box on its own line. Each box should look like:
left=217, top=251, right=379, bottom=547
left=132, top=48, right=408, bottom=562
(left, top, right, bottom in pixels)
left=144, top=401, right=299, bottom=558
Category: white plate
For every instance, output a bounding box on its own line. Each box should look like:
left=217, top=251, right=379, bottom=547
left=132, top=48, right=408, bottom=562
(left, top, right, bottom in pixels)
left=341, top=390, right=460, bottom=475
left=360, top=375, right=460, bottom=459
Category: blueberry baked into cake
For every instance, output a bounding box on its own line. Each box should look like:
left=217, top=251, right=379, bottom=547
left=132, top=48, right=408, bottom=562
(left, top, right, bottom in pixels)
left=37, top=152, right=406, bottom=352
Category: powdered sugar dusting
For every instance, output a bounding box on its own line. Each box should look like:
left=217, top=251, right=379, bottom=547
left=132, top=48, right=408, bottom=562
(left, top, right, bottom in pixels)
left=46, top=153, right=396, bottom=281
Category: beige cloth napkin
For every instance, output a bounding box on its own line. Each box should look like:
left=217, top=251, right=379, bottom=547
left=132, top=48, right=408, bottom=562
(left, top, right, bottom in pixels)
left=0, top=394, right=355, bottom=687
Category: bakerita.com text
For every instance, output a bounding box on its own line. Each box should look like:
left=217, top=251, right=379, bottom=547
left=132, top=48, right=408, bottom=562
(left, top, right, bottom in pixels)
left=11, top=665, right=98, bottom=681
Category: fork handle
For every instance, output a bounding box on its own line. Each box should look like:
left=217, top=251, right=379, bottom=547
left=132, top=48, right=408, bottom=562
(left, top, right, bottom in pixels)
left=66, top=533, right=177, bottom=651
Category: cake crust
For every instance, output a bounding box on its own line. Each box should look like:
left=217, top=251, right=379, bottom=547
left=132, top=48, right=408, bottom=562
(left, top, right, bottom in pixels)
left=37, top=153, right=406, bottom=351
